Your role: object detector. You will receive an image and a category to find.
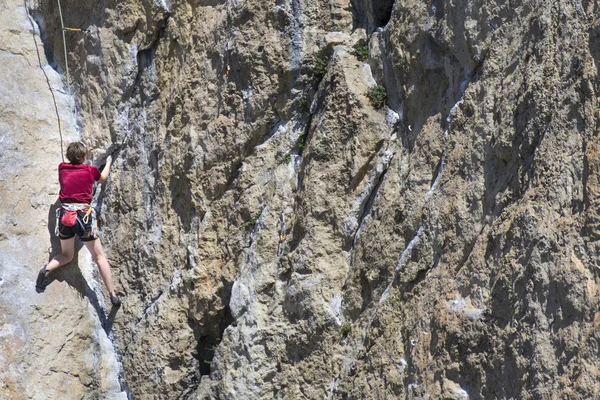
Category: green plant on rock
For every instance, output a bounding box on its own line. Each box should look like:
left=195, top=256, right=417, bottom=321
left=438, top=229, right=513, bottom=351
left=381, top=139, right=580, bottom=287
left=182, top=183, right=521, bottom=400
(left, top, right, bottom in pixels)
left=340, top=322, right=352, bottom=337
left=354, top=43, right=369, bottom=62
left=311, top=55, right=329, bottom=80
left=283, top=153, right=292, bottom=163
left=245, top=211, right=262, bottom=228
left=367, top=85, right=387, bottom=109
left=298, top=97, right=310, bottom=113
left=296, top=132, right=307, bottom=151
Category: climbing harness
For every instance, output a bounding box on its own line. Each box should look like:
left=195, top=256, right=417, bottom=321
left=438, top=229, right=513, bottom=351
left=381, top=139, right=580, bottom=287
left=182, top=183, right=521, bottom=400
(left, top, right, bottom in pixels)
left=55, top=203, right=98, bottom=239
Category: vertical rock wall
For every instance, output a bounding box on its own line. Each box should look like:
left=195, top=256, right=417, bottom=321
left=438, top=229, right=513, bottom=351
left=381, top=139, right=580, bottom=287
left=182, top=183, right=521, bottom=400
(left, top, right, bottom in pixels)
left=0, top=0, right=125, bottom=398
left=8, top=0, right=600, bottom=398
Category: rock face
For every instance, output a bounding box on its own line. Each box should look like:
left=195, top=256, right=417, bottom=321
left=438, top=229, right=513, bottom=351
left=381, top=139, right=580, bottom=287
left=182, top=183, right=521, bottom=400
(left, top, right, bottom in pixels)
left=0, top=0, right=125, bottom=398
left=6, top=0, right=600, bottom=398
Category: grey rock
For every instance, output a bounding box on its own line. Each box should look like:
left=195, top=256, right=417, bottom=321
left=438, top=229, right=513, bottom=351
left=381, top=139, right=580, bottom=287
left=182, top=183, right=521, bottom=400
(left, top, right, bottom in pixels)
left=6, top=0, right=600, bottom=398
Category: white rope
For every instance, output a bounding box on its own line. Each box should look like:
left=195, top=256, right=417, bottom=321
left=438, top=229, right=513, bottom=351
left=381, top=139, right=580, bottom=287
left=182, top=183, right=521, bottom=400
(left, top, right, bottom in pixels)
left=56, top=0, right=75, bottom=126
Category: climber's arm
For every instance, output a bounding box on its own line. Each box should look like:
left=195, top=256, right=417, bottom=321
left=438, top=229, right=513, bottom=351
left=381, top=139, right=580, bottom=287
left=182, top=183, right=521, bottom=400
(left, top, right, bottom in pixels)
left=98, top=155, right=112, bottom=183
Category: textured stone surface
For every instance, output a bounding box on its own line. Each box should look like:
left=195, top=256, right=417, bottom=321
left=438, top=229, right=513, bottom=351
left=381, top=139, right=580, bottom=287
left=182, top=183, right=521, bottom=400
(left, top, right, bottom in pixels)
left=8, top=0, right=600, bottom=398
left=0, top=1, right=125, bottom=398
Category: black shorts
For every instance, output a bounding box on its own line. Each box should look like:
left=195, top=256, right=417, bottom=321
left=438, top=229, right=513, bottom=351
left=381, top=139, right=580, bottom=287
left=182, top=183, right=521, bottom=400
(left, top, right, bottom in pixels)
left=57, top=208, right=98, bottom=242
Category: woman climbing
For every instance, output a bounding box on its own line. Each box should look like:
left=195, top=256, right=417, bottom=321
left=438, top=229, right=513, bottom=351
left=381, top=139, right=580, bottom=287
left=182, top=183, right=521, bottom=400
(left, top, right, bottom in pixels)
left=36, top=142, right=121, bottom=306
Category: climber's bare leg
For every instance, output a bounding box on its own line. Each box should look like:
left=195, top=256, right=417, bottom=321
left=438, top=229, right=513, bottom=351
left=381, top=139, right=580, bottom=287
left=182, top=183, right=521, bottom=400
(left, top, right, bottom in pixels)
left=83, top=238, right=116, bottom=295
left=45, top=237, right=75, bottom=274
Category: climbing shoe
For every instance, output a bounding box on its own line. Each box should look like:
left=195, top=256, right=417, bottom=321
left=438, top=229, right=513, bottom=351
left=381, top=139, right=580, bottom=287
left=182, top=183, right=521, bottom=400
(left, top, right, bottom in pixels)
left=35, top=266, right=49, bottom=293
left=110, top=293, right=122, bottom=307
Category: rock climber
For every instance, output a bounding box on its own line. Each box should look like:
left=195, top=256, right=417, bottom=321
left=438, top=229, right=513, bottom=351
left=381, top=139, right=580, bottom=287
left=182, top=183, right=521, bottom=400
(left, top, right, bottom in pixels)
left=36, top=141, right=121, bottom=306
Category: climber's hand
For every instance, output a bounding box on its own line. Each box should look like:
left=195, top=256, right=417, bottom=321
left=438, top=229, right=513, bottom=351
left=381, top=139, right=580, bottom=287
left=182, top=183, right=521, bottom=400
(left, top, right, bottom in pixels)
left=99, top=154, right=113, bottom=183
left=108, top=144, right=122, bottom=159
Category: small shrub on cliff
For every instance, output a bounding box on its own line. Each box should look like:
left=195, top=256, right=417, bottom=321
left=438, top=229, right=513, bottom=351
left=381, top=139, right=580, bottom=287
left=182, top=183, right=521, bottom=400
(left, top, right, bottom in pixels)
left=298, top=97, right=310, bottom=113
left=354, top=43, right=369, bottom=62
left=367, top=85, right=387, bottom=109
left=296, top=132, right=307, bottom=151
left=340, top=322, right=352, bottom=337
left=245, top=211, right=262, bottom=228
left=311, top=55, right=329, bottom=80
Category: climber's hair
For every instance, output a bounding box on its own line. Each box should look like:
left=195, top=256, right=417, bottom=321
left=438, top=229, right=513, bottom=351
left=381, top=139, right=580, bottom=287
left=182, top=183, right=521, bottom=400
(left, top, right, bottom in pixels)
left=66, top=142, right=87, bottom=164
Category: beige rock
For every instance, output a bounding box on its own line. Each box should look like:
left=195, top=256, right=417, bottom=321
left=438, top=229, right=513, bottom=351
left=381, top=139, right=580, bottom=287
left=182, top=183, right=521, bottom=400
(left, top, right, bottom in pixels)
left=0, top=1, right=125, bottom=398
left=9, top=0, right=600, bottom=398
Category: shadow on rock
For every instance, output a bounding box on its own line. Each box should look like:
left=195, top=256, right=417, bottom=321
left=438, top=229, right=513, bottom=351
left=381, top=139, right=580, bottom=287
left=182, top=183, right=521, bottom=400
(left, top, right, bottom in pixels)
left=104, top=305, right=120, bottom=334
left=44, top=200, right=120, bottom=332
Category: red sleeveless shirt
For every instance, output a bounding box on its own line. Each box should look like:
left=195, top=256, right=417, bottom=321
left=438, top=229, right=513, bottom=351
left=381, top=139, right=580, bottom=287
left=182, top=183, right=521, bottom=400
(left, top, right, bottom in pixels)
left=58, top=162, right=101, bottom=204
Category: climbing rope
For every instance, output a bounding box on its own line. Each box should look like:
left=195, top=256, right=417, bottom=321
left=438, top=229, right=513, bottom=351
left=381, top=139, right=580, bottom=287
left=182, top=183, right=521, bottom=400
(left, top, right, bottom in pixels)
left=27, top=0, right=109, bottom=163
left=56, top=0, right=73, bottom=123
left=24, top=0, right=65, bottom=161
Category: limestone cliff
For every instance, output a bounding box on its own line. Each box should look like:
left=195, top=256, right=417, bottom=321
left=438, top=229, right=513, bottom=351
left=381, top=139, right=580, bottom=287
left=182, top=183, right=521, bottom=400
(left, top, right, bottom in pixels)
left=4, top=0, right=600, bottom=398
left=0, top=0, right=125, bottom=398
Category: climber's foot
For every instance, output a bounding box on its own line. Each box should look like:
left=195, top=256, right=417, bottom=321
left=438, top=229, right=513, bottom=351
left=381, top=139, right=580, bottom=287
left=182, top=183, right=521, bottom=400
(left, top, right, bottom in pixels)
left=110, top=292, right=121, bottom=307
left=35, top=266, right=49, bottom=293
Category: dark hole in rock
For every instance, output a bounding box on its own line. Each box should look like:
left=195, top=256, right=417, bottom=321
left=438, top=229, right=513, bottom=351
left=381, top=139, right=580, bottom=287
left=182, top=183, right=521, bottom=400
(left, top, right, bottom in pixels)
left=29, top=10, right=58, bottom=72
left=190, top=305, right=234, bottom=377
left=197, top=335, right=219, bottom=376
left=373, top=0, right=395, bottom=28
left=137, top=48, right=154, bottom=73
left=431, top=0, right=445, bottom=21
left=350, top=0, right=395, bottom=32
